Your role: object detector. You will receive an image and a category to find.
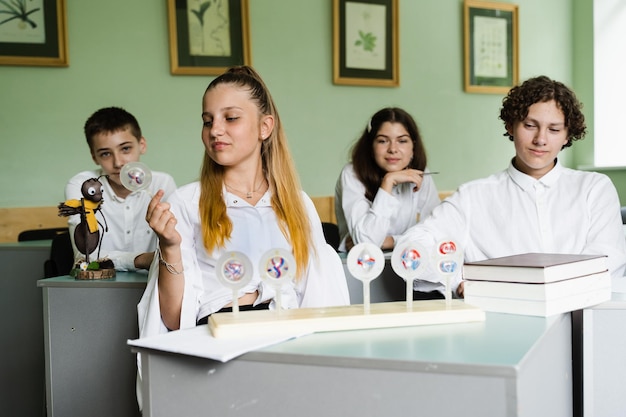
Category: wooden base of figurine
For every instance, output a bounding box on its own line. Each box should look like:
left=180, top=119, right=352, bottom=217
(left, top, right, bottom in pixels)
left=71, top=258, right=116, bottom=280
left=75, top=268, right=116, bottom=280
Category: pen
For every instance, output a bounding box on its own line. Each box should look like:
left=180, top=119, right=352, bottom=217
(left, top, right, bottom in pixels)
left=421, top=172, right=439, bottom=175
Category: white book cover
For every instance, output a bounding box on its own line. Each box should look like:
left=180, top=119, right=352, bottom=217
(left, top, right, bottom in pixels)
left=463, top=253, right=607, bottom=283
left=128, top=325, right=309, bottom=363
left=463, top=270, right=610, bottom=301
left=463, top=286, right=611, bottom=317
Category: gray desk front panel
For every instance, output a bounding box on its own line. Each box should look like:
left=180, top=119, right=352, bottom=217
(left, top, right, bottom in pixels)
left=142, top=352, right=510, bottom=416
left=584, top=292, right=626, bottom=417
left=39, top=273, right=146, bottom=417
left=0, top=241, right=50, bottom=417
left=138, top=313, right=572, bottom=417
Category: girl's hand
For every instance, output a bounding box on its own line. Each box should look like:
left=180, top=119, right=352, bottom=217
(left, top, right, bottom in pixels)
left=145, top=190, right=181, bottom=247
left=381, top=169, right=425, bottom=193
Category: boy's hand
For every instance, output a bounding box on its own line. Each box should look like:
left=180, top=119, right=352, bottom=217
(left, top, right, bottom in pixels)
left=345, top=235, right=354, bottom=251
left=456, top=281, right=465, bottom=298
left=134, top=252, right=155, bottom=270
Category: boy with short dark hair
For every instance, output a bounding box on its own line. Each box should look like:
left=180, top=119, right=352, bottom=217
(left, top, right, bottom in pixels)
left=65, top=106, right=176, bottom=270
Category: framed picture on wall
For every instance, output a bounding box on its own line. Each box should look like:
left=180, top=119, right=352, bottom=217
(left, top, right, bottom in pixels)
left=463, top=0, right=518, bottom=94
left=167, top=0, right=251, bottom=76
left=0, top=0, right=68, bottom=67
left=333, top=0, right=399, bottom=87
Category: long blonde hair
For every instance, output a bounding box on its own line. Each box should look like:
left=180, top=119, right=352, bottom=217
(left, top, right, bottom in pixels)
left=199, top=66, right=312, bottom=279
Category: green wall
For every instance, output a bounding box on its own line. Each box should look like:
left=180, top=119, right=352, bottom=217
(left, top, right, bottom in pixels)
left=2, top=0, right=622, bottom=209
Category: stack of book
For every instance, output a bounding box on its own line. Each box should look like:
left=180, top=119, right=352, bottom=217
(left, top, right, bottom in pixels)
left=462, top=253, right=611, bottom=316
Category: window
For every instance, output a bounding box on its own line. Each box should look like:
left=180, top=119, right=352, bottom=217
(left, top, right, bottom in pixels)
left=594, top=0, right=626, bottom=167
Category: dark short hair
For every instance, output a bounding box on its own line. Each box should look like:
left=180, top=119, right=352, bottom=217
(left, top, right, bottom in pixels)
left=351, top=107, right=427, bottom=201
left=83, top=107, right=142, bottom=149
left=499, top=76, right=586, bottom=148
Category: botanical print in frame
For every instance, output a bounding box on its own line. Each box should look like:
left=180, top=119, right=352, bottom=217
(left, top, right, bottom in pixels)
left=463, top=0, right=518, bottom=94
left=333, top=0, right=399, bottom=87
left=0, top=0, right=68, bottom=67
left=167, top=0, right=251, bottom=76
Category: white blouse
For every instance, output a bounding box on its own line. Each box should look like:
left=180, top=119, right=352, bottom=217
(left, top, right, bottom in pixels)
left=138, top=182, right=350, bottom=338
left=335, top=163, right=441, bottom=252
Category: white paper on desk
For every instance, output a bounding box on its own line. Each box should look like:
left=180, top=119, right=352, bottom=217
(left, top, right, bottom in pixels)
left=127, top=325, right=309, bottom=362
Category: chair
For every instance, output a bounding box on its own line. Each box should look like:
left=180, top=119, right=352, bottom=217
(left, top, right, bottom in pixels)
left=18, top=227, right=69, bottom=242
left=44, top=232, right=75, bottom=277
left=321, top=222, right=340, bottom=252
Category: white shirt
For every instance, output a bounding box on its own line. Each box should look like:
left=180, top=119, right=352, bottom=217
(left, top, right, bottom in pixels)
left=397, top=160, right=626, bottom=294
left=64, top=169, right=176, bottom=271
left=335, top=163, right=441, bottom=252
left=137, top=182, right=350, bottom=337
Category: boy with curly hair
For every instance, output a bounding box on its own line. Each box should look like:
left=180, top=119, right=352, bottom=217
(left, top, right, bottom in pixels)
left=398, top=76, right=626, bottom=296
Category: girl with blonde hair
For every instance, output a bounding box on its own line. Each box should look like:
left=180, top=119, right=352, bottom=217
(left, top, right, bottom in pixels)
left=138, top=66, right=349, bottom=335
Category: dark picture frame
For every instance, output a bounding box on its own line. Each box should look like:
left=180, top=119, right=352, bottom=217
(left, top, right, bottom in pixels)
left=0, top=0, right=68, bottom=67
left=463, top=0, right=518, bottom=94
left=333, top=0, right=399, bottom=87
left=167, top=0, right=251, bottom=76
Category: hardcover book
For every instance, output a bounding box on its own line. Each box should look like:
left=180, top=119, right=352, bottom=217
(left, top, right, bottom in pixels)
left=463, top=270, right=610, bottom=301
left=463, top=285, right=611, bottom=317
left=462, top=253, right=608, bottom=284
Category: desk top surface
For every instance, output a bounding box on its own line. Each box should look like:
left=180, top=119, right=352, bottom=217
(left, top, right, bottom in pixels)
left=132, top=309, right=566, bottom=377
left=248, top=311, right=562, bottom=372
left=592, top=289, right=626, bottom=309
left=0, top=240, right=51, bottom=250
left=38, top=271, right=148, bottom=288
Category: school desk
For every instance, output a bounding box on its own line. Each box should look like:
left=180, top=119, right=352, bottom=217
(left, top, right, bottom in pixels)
left=37, top=272, right=147, bottom=417
left=34, top=262, right=626, bottom=417
left=0, top=240, right=50, bottom=417
left=132, top=312, right=573, bottom=417
left=582, top=289, right=626, bottom=417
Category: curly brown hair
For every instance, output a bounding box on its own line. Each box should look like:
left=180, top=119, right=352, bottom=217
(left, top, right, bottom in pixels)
left=499, top=76, right=587, bottom=148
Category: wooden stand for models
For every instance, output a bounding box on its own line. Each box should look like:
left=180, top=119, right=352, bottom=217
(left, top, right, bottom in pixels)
left=209, top=299, right=485, bottom=338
